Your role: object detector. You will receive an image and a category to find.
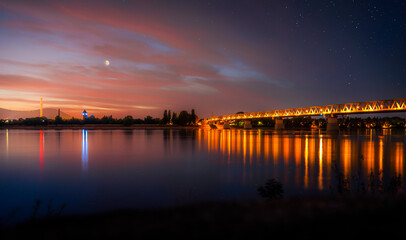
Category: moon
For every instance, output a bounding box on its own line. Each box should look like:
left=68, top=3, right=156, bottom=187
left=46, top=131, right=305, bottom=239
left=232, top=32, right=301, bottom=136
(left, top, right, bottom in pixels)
left=105, top=60, right=110, bottom=66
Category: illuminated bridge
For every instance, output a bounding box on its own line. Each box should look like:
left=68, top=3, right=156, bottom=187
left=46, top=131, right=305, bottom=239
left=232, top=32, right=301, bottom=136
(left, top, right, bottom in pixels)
left=206, top=98, right=406, bottom=131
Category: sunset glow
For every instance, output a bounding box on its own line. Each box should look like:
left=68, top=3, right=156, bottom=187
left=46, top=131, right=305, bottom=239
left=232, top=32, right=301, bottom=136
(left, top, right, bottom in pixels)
left=1, top=1, right=405, bottom=118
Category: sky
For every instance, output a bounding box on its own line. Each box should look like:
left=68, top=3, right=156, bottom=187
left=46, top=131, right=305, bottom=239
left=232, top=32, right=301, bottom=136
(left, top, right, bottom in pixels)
left=0, top=0, right=405, bottom=118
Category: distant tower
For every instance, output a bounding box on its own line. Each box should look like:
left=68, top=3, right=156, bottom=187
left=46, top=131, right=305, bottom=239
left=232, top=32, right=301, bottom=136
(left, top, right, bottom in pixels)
left=82, top=110, right=88, bottom=120
left=40, top=98, right=43, bottom=118
left=58, top=108, right=60, bottom=117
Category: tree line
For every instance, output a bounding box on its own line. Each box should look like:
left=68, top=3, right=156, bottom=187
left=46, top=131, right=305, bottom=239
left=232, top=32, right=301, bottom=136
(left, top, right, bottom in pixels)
left=0, top=109, right=199, bottom=127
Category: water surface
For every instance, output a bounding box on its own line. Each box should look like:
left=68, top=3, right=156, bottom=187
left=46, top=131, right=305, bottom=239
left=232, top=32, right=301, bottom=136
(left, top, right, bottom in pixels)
left=1, top=128, right=405, bottom=221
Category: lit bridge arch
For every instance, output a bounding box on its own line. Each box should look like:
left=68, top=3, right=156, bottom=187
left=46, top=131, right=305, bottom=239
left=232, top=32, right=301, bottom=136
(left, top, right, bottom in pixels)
left=205, top=98, right=406, bottom=131
left=208, top=98, right=406, bottom=122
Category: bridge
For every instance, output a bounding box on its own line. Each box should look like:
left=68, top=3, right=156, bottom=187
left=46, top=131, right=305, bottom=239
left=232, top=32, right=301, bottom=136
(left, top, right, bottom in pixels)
left=205, top=98, right=406, bottom=131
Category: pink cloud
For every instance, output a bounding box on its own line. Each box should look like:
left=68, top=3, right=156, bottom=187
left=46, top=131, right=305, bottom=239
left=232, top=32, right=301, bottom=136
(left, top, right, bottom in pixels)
left=0, top=0, right=288, bottom=118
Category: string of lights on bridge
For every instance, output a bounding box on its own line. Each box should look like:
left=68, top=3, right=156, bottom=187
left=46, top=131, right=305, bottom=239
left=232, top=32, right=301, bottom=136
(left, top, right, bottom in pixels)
left=209, top=98, right=406, bottom=122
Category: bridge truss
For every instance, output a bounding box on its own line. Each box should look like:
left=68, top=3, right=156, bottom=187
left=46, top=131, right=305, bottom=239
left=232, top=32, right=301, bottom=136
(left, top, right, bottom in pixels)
left=209, top=98, right=406, bottom=122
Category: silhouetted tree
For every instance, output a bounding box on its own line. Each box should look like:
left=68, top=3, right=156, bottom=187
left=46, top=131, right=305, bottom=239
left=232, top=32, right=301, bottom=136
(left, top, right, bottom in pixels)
left=101, top=115, right=115, bottom=124
left=67, top=117, right=81, bottom=124
left=134, top=118, right=144, bottom=124
left=178, top=111, right=190, bottom=126
left=191, top=109, right=198, bottom=124
left=23, top=117, right=46, bottom=126
left=54, top=115, right=63, bottom=125
left=172, top=112, right=178, bottom=124
left=162, top=110, right=169, bottom=124
left=143, top=116, right=160, bottom=124
left=144, top=116, right=154, bottom=124
left=85, top=115, right=99, bottom=124
left=123, top=115, right=133, bottom=126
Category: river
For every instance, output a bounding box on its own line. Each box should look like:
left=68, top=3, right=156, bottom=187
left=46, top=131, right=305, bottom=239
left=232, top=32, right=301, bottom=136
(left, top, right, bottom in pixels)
left=0, top=128, right=405, bottom=222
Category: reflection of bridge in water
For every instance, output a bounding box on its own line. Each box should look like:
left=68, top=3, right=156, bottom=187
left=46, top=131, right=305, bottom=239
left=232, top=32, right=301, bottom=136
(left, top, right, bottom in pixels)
left=206, top=98, right=406, bottom=131
left=197, top=129, right=404, bottom=192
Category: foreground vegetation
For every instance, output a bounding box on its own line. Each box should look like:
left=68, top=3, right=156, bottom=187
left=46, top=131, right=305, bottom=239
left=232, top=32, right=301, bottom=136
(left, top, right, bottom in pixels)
left=1, top=195, right=406, bottom=239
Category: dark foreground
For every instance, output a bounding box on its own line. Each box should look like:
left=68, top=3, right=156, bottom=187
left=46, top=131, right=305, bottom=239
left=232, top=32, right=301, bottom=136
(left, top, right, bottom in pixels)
left=2, top=195, right=406, bottom=239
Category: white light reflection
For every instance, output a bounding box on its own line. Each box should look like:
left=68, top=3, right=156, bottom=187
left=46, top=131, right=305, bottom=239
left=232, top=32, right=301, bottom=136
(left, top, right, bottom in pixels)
left=82, top=130, right=88, bottom=172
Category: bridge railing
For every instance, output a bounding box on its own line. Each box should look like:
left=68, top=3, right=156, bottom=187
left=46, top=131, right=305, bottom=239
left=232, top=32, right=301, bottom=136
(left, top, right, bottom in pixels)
left=209, top=98, right=406, bottom=122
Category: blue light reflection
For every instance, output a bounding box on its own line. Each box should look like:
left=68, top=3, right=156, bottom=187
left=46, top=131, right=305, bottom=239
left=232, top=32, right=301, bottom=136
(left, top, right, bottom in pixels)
left=82, top=129, right=88, bottom=172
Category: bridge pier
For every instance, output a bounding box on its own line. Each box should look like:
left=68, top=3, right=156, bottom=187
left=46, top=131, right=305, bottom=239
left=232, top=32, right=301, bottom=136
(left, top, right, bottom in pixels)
left=275, top=118, right=285, bottom=130
left=200, top=119, right=211, bottom=129
left=326, top=116, right=339, bottom=133
left=243, top=120, right=252, bottom=129
left=223, top=121, right=231, bottom=129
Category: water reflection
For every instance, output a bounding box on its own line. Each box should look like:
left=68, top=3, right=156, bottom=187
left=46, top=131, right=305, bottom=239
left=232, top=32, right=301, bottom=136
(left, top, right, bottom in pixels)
left=304, top=137, right=308, bottom=189
left=395, top=142, right=403, bottom=176
left=39, top=130, right=44, bottom=171
left=318, top=137, right=323, bottom=190
left=1, top=129, right=406, bottom=221
left=341, top=138, right=351, bottom=177
left=379, top=138, right=384, bottom=171
left=6, top=129, right=9, bottom=157
left=82, top=130, right=88, bottom=172
left=200, top=129, right=406, bottom=192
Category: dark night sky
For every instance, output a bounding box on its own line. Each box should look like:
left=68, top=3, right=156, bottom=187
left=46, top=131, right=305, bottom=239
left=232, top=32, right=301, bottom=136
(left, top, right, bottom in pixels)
left=0, top=0, right=405, bottom=117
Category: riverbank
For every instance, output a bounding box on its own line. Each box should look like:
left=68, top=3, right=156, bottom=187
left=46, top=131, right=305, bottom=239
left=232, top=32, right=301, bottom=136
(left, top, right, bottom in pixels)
left=2, top=124, right=404, bottom=131
left=0, top=124, right=199, bottom=130
left=2, top=195, right=406, bottom=239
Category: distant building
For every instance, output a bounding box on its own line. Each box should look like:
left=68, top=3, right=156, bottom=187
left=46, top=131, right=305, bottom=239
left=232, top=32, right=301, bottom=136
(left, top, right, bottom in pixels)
left=82, top=110, right=88, bottom=120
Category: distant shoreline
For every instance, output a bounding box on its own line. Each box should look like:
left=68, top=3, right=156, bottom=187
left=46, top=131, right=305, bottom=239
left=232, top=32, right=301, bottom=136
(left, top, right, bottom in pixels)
left=0, top=124, right=200, bottom=130
left=2, top=124, right=406, bottom=131
left=1, top=125, right=406, bottom=131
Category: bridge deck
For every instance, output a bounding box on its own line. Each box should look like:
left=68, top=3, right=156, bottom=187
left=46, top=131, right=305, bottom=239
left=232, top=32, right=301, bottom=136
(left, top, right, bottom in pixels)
left=209, top=98, right=406, bottom=122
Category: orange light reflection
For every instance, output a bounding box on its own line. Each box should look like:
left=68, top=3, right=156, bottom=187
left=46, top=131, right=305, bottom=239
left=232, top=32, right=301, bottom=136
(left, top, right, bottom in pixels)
left=318, top=137, right=323, bottom=190
left=395, top=142, right=404, bottom=176
left=379, top=139, right=384, bottom=171
left=304, top=137, right=309, bottom=189
left=342, top=138, right=351, bottom=177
